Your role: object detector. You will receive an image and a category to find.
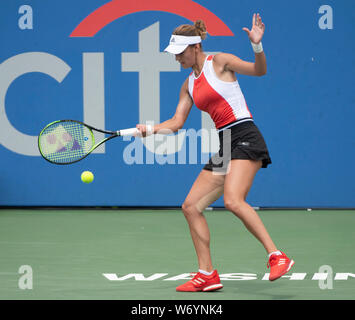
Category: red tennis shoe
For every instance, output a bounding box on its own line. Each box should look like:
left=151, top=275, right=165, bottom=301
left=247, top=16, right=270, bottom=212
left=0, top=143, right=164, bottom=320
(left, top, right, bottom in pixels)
left=176, top=270, right=223, bottom=292
left=267, top=251, right=295, bottom=281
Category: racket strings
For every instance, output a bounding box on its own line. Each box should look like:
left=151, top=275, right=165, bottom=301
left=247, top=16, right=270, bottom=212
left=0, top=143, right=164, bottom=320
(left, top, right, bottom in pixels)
left=39, top=121, right=94, bottom=163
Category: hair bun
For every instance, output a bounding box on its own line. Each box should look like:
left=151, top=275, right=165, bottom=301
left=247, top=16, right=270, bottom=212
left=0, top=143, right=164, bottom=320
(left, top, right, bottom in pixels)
left=194, top=20, right=207, bottom=40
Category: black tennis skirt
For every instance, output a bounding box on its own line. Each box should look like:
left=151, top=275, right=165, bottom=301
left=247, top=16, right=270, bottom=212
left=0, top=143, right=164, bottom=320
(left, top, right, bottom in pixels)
left=204, top=119, right=272, bottom=173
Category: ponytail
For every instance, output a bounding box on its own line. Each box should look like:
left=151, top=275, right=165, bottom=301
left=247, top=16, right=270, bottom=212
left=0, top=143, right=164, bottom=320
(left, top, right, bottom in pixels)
left=194, top=20, right=207, bottom=40
left=173, top=20, right=207, bottom=40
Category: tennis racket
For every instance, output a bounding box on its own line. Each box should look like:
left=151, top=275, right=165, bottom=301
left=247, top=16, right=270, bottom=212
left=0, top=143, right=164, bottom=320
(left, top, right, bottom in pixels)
left=38, top=120, right=145, bottom=165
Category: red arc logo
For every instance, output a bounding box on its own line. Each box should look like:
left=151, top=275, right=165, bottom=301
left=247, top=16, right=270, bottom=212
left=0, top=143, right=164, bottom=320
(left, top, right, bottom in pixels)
left=70, top=0, right=234, bottom=37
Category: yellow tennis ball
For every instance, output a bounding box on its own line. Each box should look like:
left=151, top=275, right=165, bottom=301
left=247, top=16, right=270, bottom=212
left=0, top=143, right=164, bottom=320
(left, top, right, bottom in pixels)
left=81, top=171, right=94, bottom=184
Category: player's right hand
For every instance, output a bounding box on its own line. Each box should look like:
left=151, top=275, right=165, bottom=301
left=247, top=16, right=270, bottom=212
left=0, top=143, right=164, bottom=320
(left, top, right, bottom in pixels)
left=136, top=124, right=154, bottom=137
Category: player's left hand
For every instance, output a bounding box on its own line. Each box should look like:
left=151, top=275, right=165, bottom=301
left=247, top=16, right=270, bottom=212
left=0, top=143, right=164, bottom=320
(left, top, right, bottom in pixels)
left=242, top=13, right=265, bottom=44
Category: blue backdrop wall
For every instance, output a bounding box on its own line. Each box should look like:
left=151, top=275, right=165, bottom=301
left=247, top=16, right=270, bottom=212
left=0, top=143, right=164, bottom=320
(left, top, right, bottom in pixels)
left=0, top=0, right=354, bottom=207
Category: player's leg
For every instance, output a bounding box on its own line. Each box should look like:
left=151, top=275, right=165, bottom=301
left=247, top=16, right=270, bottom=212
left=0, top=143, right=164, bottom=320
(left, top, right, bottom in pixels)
left=223, top=159, right=294, bottom=280
left=223, top=159, right=277, bottom=253
left=177, top=169, right=224, bottom=292
left=181, top=169, right=224, bottom=272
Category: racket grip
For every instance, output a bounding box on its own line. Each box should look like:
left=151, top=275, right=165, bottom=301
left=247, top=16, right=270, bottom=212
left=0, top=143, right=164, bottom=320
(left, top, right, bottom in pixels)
left=118, top=125, right=153, bottom=137
left=118, top=128, right=140, bottom=137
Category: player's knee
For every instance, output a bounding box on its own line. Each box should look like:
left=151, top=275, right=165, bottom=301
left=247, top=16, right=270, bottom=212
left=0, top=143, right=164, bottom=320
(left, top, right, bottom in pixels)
left=182, top=201, right=192, bottom=216
left=182, top=201, right=199, bottom=219
left=224, top=198, right=245, bottom=217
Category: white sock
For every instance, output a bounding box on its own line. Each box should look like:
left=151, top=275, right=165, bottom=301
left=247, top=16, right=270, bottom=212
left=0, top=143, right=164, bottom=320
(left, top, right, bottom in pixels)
left=268, top=251, right=282, bottom=258
left=199, top=269, right=214, bottom=276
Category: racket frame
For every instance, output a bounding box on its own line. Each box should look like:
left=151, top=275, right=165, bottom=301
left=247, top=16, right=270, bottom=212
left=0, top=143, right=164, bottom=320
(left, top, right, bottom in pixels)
left=38, top=119, right=121, bottom=165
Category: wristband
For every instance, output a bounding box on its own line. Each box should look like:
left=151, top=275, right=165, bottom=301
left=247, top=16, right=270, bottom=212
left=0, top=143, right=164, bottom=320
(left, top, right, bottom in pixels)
left=251, top=41, right=263, bottom=54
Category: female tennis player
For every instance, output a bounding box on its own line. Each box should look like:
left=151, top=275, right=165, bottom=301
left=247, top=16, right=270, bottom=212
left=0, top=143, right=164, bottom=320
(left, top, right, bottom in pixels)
left=136, top=13, right=294, bottom=292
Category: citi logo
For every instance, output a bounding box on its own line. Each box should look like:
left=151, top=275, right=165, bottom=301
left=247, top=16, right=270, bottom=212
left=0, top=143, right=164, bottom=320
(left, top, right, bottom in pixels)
left=1, top=0, right=233, bottom=157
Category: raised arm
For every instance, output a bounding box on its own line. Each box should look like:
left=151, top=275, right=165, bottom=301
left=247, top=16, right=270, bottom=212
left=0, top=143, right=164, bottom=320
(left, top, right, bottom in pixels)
left=213, top=13, right=267, bottom=77
left=136, top=78, right=193, bottom=136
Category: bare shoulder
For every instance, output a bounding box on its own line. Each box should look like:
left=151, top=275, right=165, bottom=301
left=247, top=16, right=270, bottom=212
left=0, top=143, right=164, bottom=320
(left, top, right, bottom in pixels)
left=213, top=53, right=241, bottom=71
left=179, top=77, right=193, bottom=103
left=180, top=77, right=189, bottom=93
left=213, top=52, right=240, bottom=63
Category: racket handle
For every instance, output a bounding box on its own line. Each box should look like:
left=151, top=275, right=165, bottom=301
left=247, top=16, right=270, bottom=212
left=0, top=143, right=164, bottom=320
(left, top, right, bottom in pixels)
left=118, top=128, right=140, bottom=136
left=118, top=125, right=153, bottom=137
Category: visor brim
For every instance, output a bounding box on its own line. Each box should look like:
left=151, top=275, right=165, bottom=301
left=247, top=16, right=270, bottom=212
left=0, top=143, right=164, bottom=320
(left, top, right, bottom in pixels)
left=164, top=44, right=189, bottom=55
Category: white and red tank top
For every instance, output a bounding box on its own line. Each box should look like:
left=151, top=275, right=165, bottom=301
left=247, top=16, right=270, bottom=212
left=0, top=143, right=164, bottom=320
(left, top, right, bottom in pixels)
left=188, top=55, right=253, bottom=130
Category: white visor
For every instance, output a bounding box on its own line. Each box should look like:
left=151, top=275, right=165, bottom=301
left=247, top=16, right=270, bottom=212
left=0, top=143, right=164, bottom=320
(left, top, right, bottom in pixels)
left=164, top=35, right=202, bottom=54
